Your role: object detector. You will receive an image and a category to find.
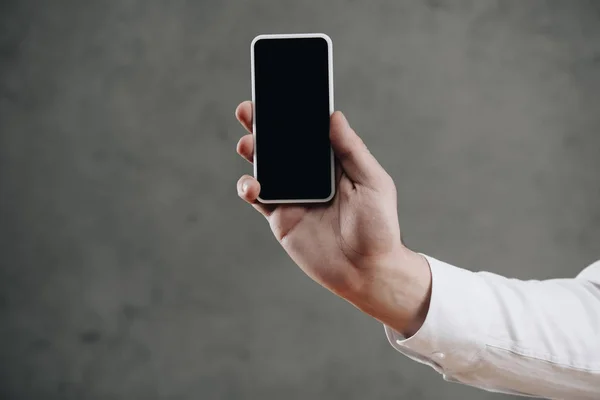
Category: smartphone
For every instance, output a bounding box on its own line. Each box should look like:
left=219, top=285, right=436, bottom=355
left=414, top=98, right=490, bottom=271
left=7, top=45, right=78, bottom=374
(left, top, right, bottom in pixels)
left=251, top=33, right=335, bottom=204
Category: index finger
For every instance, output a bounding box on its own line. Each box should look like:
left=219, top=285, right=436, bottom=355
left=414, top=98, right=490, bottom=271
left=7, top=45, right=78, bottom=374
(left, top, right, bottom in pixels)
left=235, top=101, right=253, bottom=134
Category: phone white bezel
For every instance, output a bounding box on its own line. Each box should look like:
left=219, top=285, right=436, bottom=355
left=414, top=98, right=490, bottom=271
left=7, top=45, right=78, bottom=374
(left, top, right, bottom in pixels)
left=250, top=33, right=335, bottom=204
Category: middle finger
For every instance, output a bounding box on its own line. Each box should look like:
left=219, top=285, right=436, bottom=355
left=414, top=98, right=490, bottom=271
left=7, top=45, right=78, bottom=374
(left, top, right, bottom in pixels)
left=236, top=134, right=254, bottom=164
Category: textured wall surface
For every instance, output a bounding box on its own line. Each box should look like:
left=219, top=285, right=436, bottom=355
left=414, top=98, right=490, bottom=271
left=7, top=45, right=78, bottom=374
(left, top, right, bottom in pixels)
left=1, top=1, right=600, bottom=399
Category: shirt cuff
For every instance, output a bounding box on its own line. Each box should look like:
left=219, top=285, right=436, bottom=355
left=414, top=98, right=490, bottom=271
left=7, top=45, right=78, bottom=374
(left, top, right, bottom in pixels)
left=385, top=254, right=493, bottom=375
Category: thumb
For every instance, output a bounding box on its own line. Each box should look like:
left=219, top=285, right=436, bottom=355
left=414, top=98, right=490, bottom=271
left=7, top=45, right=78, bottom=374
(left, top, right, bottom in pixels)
left=329, top=111, right=385, bottom=188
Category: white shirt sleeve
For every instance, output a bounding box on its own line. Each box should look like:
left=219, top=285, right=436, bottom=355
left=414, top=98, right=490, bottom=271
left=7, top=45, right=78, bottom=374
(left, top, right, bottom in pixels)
left=385, top=255, right=600, bottom=399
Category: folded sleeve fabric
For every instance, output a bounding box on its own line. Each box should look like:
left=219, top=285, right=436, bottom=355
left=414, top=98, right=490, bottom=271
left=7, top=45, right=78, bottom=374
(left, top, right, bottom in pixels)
left=385, top=255, right=600, bottom=399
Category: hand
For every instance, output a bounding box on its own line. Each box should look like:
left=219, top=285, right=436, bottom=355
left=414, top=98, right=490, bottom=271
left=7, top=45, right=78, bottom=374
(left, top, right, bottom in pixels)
left=235, top=101, right=431, bottom=336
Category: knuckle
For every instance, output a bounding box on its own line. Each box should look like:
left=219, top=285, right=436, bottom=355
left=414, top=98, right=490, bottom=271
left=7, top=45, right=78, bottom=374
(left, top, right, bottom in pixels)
left=377, top=173, right=396, bottom=193
left=386, top=174, right=396, bottom=190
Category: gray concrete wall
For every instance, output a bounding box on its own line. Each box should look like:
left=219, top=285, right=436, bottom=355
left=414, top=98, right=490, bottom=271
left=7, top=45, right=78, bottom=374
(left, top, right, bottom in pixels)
left=1, top=0, right=599, bottom=399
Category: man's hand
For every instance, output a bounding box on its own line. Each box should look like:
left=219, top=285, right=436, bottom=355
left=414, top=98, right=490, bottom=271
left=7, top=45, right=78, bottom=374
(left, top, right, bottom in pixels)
left=235, top=101, right=432, bottom=337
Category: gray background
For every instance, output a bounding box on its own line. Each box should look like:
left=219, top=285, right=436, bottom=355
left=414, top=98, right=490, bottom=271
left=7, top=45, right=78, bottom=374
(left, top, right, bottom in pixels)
left=1, top=0, right=599, bottom=399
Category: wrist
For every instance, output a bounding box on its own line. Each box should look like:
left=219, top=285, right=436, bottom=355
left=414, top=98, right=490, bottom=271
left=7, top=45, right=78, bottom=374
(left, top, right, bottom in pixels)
left=349, top=247, right=432, bottom=337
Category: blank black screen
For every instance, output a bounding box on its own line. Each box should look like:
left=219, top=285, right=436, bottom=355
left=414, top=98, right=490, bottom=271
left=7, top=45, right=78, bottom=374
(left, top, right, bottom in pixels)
left=253, top=37, right=332, bottom=201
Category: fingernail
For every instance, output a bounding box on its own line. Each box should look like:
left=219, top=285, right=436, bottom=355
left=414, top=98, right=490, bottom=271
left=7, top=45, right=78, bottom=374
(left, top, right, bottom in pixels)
left=241, top=181, right=249, bottom=193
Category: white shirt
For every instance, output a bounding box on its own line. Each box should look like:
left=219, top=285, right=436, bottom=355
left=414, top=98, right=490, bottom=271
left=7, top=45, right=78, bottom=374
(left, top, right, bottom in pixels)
left=385, top=255, right=600, bottom=399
